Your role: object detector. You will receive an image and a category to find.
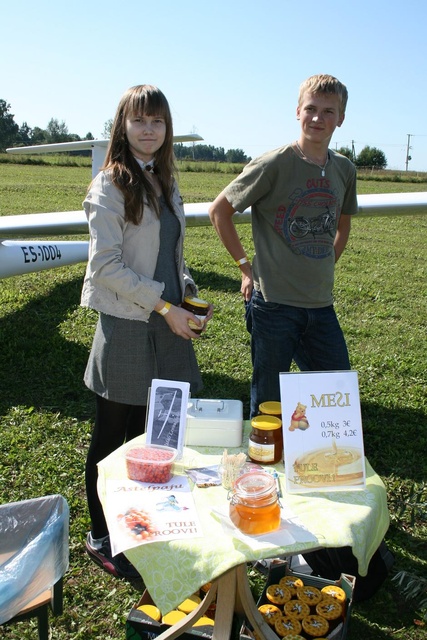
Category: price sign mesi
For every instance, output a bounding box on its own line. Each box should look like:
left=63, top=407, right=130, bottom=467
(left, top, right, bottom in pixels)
left=279, top=370, right=366, bottom=493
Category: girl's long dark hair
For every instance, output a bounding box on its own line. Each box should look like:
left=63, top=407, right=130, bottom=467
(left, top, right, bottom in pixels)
left=101, top=85, right=177, bottom=224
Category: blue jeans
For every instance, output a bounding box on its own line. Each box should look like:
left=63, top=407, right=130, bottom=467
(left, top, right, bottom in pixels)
left=246, top=290, right=350, bottom=418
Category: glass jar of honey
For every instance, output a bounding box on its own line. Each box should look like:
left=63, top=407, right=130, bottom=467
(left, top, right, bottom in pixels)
left=229, top=471, right=281, bottom=535
left=259, top=401, right=282, bottom=420
left=181, top=296, right=209, bottom=334
left=248, top=415, right=283, bottom=464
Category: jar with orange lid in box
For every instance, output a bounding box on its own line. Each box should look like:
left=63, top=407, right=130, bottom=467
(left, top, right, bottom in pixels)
left=137, top=603, right=161, bottom=621
left=162, top=610, right=187, bottom=625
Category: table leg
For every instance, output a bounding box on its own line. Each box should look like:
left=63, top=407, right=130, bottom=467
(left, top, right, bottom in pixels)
left=153, top=563, right=278, bottom=640
left=235, top=564, right=279, bottom=640
left=212, top=567, right=237, bottom=640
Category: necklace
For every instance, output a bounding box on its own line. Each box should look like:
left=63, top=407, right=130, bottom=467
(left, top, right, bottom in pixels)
left=295, top=142, right=329, bottom=176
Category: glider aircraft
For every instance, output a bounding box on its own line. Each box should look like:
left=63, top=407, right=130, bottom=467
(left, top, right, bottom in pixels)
left=1, top=138, right=427, bottom=279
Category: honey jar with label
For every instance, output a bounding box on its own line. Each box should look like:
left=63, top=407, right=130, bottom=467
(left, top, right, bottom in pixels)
left=248, top=415, right=283, bottom=464
left=181, top=296, right=209, bottom=334
left=229, top=470, right=281, bottom=535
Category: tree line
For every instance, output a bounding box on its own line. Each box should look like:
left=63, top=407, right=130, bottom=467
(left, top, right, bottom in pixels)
left=0, top=99, right=250, bottom=163
left=0, top=99, right=95, bottom=149
left=1, top=98, right=386, bottom=168
left=173, top=142, right=250, bottom=163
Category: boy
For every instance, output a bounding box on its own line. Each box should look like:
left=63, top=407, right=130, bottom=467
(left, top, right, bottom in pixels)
left=209, top=74, right=358, bottom=418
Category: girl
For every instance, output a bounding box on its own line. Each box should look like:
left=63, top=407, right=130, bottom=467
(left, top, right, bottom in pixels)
left=81, top=84, right=212, bottom=578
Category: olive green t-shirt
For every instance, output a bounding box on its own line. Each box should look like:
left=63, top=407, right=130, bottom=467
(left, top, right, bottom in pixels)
left=224, top=144, right=358, bottom=308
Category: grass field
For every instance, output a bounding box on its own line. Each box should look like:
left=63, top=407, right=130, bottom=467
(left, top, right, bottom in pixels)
left=0, top=162, right=426, bottom=639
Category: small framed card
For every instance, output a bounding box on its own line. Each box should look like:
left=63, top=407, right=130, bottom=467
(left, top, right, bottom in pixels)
left=146, top=379, right=190, bottom=458
left=280, top=370, right=366, bottom=493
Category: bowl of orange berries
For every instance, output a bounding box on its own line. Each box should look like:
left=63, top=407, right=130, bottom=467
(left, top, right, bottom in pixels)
left=125, top=444, right=177, bottom=483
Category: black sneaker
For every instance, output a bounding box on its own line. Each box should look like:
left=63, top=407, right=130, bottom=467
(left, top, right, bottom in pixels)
left=85, top=533, right=140, bottom=580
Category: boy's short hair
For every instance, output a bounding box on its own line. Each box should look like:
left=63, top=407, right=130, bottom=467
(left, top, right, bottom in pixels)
left=298, top=74, right=348, bottom=115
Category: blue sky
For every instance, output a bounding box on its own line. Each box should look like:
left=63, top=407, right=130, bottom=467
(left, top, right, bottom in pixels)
left=2, top=0, right=427, bottom=171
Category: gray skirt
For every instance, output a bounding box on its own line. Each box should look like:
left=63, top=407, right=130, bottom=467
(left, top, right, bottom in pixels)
left=84, top=312, right=202, bottom=405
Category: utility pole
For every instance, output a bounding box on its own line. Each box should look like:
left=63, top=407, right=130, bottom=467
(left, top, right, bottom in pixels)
left=405, top=134, right=412, bottom=171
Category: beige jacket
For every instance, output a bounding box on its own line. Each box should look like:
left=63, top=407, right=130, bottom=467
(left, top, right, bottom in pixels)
left=80, top=171, right=196, bottom=321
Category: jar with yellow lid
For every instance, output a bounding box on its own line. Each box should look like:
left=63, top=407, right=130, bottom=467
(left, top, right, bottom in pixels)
left=229, top=470, right=281, bottom=535
left=181, top=296, right=209, bottom=334
left=259, top=401, right=282, bottom=420
left=248, top=415, right=283, bottom=464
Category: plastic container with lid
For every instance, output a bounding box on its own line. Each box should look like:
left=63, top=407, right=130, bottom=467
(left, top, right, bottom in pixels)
left=229, top=470, right=281, bottom=535
left=181, top=296, right=209, bottom=334
left=125, top=444, right=177, bottom=483
left=248, top=415, right=283, bottom=464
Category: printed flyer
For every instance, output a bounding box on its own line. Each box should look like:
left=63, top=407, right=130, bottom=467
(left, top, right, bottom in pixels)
left=103, top=475, right=203, bottom=556
left=279, top=370, right=366, bottom=493
left=146, top=379, right=190, bottom=459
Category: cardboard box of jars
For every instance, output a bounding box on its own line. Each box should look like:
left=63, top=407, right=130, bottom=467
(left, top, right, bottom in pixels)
left=126, top=588, right=216, bottom=640
left=240, top=561, right=355, bottom=640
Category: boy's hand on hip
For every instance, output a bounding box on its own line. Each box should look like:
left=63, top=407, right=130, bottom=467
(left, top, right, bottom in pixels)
left=241, top=271, right=253, bottom=302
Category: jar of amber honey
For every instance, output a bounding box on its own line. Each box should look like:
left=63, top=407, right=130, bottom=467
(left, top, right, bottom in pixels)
left=229, top=471, right=281, bottom=535
left=248, top=415, right=283, bottom=464
left=181, top=296, right=209, bottom=334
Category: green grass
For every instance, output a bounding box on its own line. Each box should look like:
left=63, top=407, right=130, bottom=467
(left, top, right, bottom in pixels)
left=0, top=163, right=426, bottom=638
